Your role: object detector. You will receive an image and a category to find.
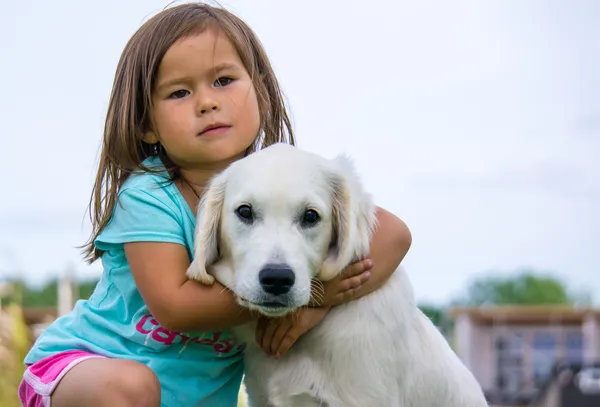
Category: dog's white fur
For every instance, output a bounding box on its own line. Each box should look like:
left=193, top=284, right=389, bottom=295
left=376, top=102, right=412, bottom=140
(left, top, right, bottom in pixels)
left=187, top=143, right=488, bottom=407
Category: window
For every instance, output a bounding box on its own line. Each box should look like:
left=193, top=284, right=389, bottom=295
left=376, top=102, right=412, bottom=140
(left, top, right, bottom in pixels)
left=532, top=332, right=558, bottom=387
left=565, top=331, right=583, bottom=363
left=494, top=328, right=588, bottom=400
left=495, top=333, right=526, bottom=395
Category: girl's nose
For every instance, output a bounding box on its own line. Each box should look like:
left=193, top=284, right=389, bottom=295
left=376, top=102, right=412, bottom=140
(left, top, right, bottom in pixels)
left=196, top=94, right=221, bottom=115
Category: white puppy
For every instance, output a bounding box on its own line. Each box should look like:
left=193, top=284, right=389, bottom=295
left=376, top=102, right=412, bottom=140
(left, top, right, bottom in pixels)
left=187, top=143, right=488, bottom=407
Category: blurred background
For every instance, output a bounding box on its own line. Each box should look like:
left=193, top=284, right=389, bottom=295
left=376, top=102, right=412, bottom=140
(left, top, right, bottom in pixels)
left=1, top=1, right=599, bottom=406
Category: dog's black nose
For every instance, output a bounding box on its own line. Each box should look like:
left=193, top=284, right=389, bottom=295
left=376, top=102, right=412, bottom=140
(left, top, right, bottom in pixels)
left=259, top=264, right=295, bottom=296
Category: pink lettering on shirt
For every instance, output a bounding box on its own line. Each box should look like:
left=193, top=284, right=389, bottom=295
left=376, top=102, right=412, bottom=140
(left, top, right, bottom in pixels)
left=134, top=313, right=242, bottom=354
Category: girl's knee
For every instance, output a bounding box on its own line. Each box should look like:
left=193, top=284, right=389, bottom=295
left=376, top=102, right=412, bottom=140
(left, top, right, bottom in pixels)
left=52, top=358, right=161, bottom=407
left=111, top=361, right=161, bottom=406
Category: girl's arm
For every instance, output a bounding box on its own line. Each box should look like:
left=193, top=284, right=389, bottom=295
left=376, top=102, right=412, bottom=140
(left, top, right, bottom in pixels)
left=124, top=240, right=370, bottom=334
left=125, top=241, right=257, bottom=333
left=125, top=206, right=410, bottom=335
left=314, top=206, right=412, bottom=307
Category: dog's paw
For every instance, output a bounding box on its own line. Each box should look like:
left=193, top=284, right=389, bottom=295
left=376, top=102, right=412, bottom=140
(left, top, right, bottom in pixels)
left=186, top=260, right=215, bottom=285
left=198, top=273, right=215, bottom=285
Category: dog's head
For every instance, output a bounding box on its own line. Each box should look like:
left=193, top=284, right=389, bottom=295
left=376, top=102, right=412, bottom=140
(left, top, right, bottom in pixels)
left=186, top=143, right=377, bottom=317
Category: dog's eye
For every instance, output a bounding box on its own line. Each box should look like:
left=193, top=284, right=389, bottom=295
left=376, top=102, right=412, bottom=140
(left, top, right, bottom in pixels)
left=301, top=209, right=320, bottom=227
left=236, top=204, right=253, bottom=223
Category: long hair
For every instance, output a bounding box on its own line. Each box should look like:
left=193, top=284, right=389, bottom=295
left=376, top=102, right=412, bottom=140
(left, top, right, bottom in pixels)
left=82, top=2, right=294, bottom=263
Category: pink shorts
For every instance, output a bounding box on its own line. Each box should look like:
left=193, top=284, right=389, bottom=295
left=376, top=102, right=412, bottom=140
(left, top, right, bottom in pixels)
left=18, top=350, right=106, bottom=407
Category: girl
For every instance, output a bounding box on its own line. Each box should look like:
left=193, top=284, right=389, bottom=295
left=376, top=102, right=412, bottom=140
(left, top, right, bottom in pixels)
left=19, top=3, right=411, bottom=407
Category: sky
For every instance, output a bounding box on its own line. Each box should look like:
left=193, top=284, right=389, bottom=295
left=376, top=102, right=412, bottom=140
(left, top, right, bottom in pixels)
left=0, top=0, right=598, bottom=306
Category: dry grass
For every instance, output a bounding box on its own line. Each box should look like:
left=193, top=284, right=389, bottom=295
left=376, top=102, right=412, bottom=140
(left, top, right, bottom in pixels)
left=0, top=303, right=29, bottom=407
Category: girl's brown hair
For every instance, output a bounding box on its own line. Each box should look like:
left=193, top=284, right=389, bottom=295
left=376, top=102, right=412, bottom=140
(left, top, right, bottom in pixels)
left=82, top=2, right=294, bottom=263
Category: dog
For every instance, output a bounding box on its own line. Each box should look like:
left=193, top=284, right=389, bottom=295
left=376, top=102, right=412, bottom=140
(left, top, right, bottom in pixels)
left=186, top=143, right=488, bottom=407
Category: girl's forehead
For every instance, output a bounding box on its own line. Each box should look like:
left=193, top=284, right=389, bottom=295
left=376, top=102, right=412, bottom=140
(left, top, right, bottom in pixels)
left=156, top=28, right=244, bottom=81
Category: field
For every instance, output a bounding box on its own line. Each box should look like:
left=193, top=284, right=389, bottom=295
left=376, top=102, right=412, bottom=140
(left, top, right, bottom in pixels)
left=0, top=304, right=28, bottom=407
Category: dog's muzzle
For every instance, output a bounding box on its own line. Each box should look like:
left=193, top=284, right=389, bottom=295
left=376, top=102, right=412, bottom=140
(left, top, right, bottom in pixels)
left=258, top=263, right=295, bottom=295
left=235, top=263, right=301, bottom=317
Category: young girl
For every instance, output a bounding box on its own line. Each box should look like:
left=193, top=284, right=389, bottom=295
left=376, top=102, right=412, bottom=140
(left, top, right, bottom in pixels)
left=19, top=3, right=411, bottom=407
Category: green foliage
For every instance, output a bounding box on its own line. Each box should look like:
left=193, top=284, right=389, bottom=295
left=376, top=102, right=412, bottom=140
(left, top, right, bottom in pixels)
left=2, top=278, right=99, bottom=308
left=457, top=269, right=584, bottom=306
left=419, top=304, right=445, bottom=327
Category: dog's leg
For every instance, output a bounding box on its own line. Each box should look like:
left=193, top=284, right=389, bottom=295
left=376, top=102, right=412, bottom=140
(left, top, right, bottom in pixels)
left=243, top=374, right=274, bottom=407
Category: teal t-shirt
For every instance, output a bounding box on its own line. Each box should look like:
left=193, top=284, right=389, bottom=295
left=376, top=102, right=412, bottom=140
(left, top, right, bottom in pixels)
left=24, top=156, right=245, bottom=407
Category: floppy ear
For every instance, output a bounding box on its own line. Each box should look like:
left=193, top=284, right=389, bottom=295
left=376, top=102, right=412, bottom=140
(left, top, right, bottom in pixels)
left=185, top=173, right=227, bottom=285
left=318, top=155, right=378, bottom=282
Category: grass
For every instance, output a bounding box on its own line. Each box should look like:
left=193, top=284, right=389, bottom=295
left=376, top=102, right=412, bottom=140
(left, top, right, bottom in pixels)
left=0, top=303, right=29, bottom=407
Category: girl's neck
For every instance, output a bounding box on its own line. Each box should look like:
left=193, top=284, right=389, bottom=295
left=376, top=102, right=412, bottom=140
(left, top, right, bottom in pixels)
left=176, top=164, right=230, bottom=212
left=168, top=152, right=246, bottom=210
left=178, top=167, right=216, bottom=196
left=175, top=170, right=209, bottom=214
left=175, top=151, right=247, bottom=194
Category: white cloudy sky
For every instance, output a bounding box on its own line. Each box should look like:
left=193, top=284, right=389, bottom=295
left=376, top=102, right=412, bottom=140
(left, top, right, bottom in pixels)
left=0, top=0, right=598, bottom=306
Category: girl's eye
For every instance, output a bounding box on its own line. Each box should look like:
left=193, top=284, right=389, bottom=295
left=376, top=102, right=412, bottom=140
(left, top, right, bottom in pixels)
left=215, top=77, right=233, bottom=87
left=168, top=90, right=190, bottom=99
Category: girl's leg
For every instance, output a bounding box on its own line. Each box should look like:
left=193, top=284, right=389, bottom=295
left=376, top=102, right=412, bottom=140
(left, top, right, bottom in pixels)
left=51, top=358, right=161, bottom=407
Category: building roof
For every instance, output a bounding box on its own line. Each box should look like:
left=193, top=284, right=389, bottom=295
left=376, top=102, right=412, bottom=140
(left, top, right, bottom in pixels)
left=448, top=305, right=600, bottom=325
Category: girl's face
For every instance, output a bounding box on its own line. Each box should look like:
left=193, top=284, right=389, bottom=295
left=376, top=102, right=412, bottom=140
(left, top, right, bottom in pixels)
left=145, top=28, right=261, bottom=170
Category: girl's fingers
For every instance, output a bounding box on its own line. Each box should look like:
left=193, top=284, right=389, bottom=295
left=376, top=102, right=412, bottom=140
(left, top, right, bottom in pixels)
left=340, top=259, right=373, bottom=279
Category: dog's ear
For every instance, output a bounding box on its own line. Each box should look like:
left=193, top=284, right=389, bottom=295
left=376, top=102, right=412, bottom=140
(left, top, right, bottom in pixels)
left=185, top=172, right=227, bottom=285
left=318, top=155, right=378, bottom=281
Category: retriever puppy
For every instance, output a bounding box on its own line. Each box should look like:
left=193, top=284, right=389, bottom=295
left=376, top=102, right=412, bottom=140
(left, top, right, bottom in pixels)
left=186, top=143, right=488, bottom=407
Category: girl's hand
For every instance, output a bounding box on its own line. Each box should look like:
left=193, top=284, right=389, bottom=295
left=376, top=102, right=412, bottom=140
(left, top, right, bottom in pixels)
left=309, top=258, right=373, bottom=307
left=255, top=306, right=330, bottom=358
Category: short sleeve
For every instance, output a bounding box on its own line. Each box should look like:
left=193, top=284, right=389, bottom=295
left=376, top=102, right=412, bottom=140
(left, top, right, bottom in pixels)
left=95, top=187, right=186, bottom=251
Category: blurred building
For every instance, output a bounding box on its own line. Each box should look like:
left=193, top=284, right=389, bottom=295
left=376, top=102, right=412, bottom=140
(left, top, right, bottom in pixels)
left=448, top=306, right=600, bottom=406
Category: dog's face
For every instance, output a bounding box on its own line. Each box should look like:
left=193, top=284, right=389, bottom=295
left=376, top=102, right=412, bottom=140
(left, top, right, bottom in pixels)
left=186, top=144, right=376, bottom=317
left=218, top=159, right=335, bottom=315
